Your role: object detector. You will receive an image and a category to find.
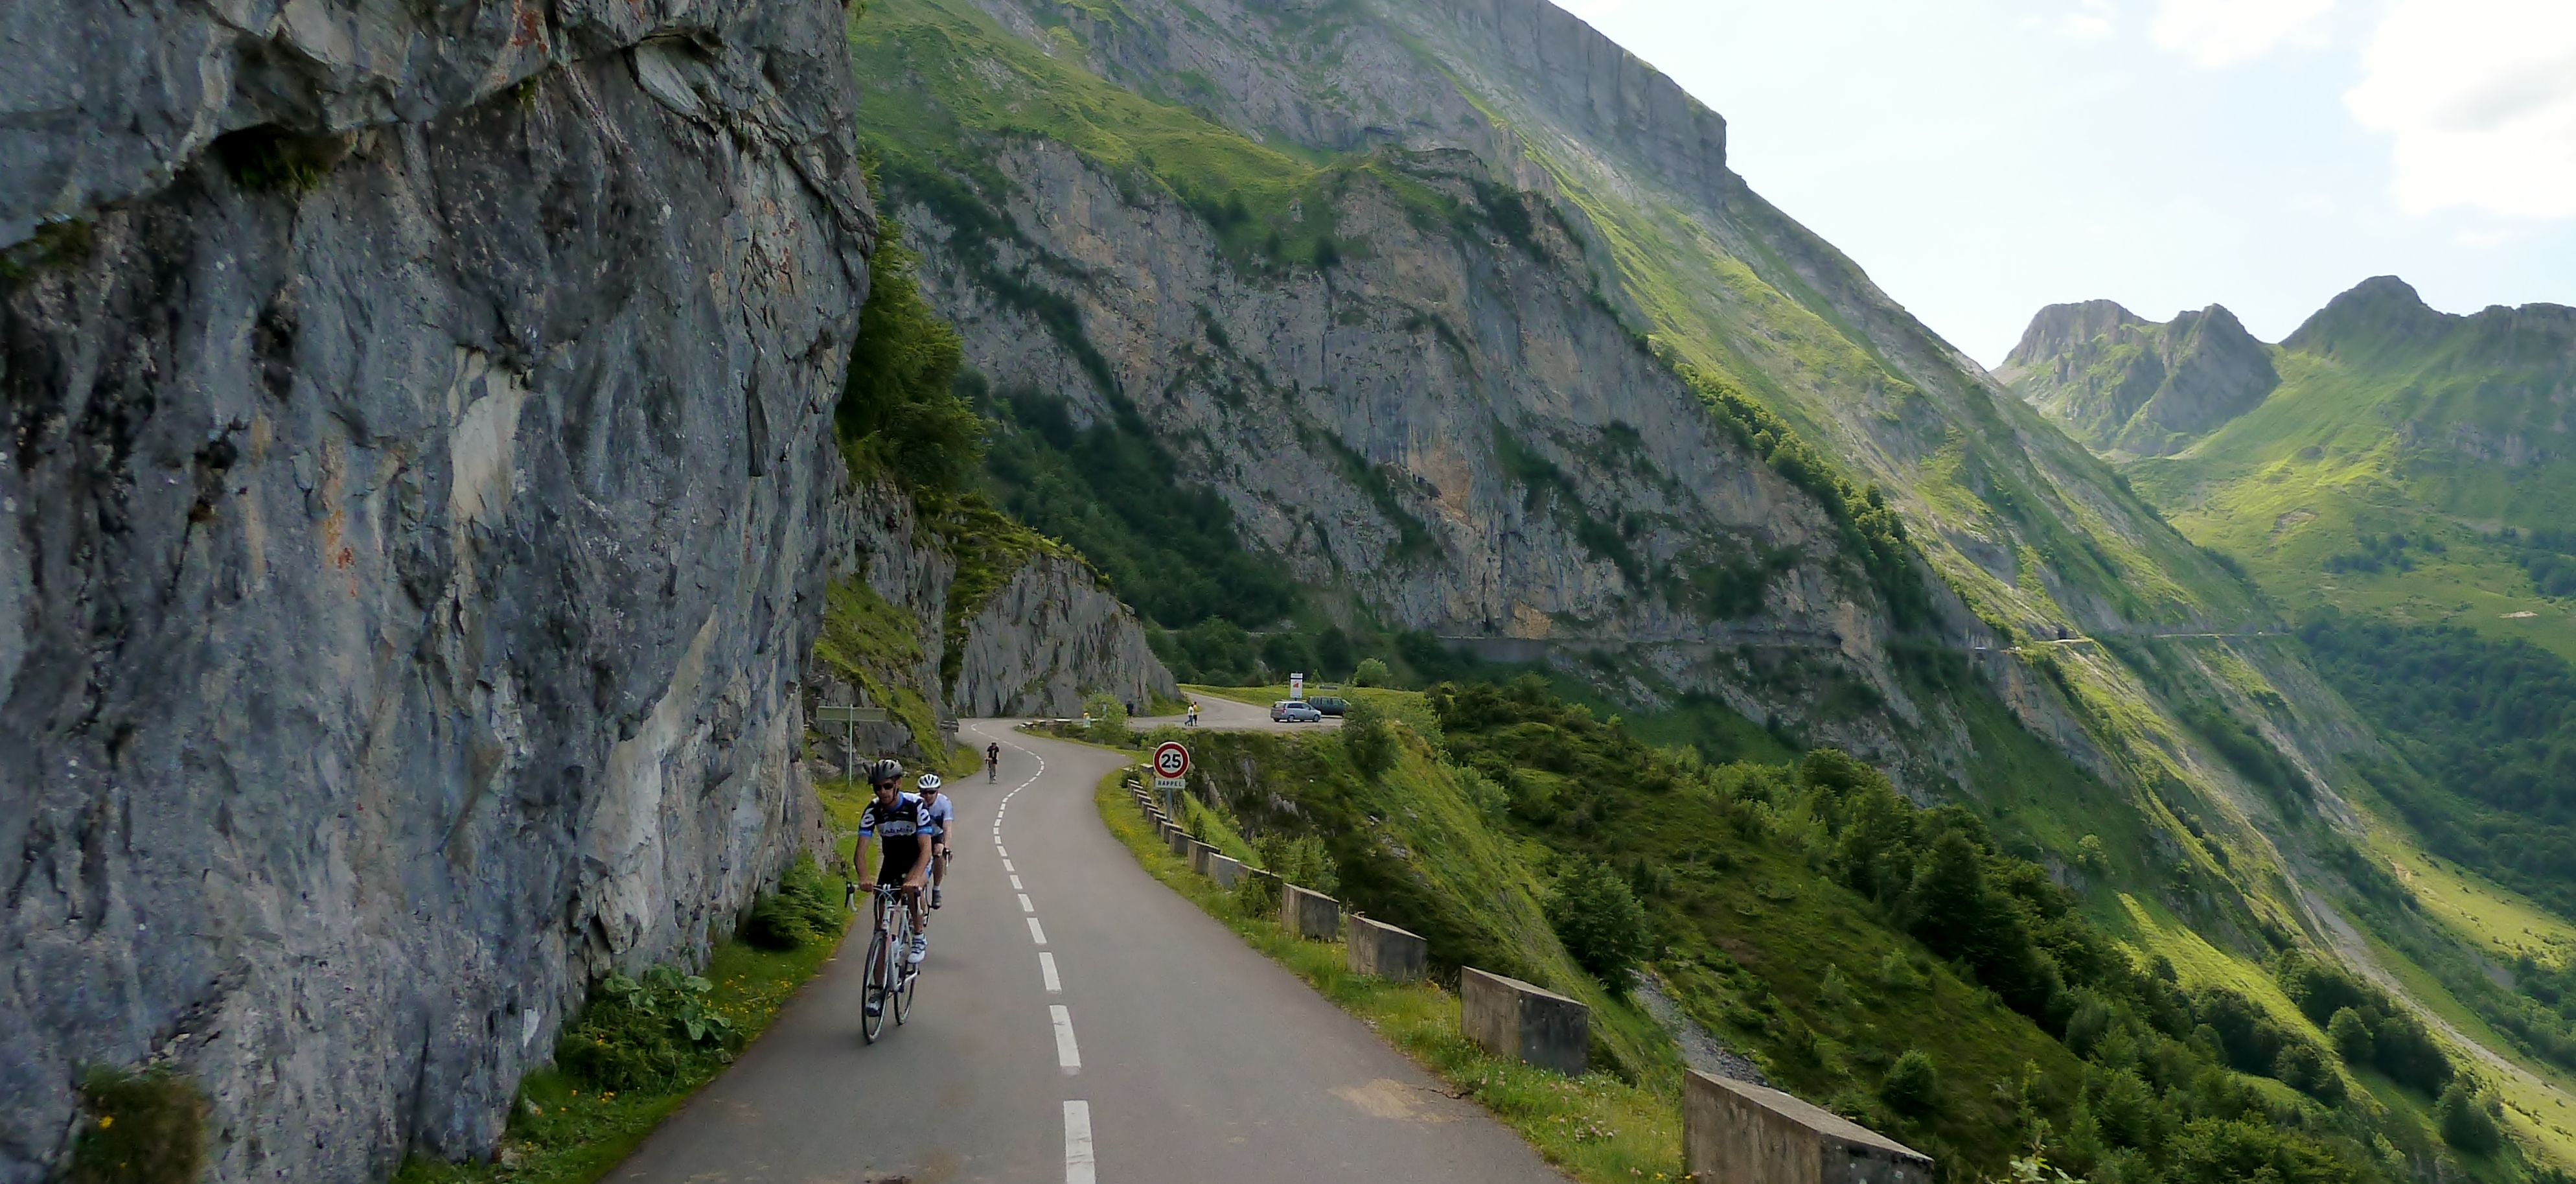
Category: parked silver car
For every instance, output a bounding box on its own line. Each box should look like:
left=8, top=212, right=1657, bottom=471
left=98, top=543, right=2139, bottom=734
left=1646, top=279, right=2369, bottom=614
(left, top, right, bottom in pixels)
left=1270, top=699, right=1324, bottom=723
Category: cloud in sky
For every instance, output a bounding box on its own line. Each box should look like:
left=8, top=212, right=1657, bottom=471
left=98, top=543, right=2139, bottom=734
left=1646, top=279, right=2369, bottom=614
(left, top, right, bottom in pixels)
left=2150, top=0, right=2333, bottom=67
left=2056, top=0, right=2115, bottom=41
left=2345, top=0, right=2576, bottom=219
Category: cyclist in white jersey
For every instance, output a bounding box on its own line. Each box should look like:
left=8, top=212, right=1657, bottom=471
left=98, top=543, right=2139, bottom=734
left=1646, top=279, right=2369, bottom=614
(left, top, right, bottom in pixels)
left=917, top=773, right=955, bottom=909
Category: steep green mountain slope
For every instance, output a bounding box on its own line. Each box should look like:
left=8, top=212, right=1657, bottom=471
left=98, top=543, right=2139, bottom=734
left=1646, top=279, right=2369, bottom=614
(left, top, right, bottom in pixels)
left=1171, top=684, right=2542, bottom=1183
left=2008, top=277, right=2576, bottom=662
left=844, top=0, right=2576, bottom=1171
left=2007, top=277, right=2576, bottom=1170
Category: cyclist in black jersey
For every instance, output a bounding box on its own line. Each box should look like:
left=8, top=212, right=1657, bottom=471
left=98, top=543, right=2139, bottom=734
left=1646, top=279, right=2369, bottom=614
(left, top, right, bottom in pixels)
left=857, top=760, right=934, bottom=973
left=985, top=741, right=1001, bottom=782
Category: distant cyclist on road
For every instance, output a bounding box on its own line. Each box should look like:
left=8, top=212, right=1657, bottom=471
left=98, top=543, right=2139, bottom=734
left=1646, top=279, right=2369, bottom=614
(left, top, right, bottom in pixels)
left=856, top=760, right=933, bottom=994
left=917, top=772, right=954, bottom=910
left=985, top=741, right=1001, bottom=782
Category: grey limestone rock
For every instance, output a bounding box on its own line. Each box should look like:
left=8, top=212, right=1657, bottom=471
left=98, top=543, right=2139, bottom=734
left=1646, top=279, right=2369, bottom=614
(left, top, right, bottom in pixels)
left=901, top=137, right=1930, bottom=772
left=950, top=550, right=1179, bottom=717
left=0, top=0, right=875, bottom=1178
left=809, top=481, right=1173, bottom=750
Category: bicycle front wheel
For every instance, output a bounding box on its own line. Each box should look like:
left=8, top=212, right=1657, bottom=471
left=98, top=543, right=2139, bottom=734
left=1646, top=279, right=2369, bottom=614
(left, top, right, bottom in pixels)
left=895, top=954, right=918, bottom=1025
left=861, top=927, right=891, bottom=1043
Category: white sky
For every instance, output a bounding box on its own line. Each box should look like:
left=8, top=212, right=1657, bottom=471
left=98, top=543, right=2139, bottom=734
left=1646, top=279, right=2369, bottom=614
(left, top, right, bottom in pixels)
left=1552, top=0, right=2576, bottom=367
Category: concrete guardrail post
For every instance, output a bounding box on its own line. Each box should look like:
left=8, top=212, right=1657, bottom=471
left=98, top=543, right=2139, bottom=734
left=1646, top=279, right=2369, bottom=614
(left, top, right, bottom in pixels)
left=1167, top=829, right=1193, bottom=857
left=1683, top=1071, right=1932, bottom=1184
left=1280, top=885, right=1341, bottom=940
left=1460, top=968, right=1589, bottom=1076
left=1208, top=854, right=1243, bottom=888
left=1189, top=841, right=1215, bottom=875
left=1346, top=916, right=1429, bottom=982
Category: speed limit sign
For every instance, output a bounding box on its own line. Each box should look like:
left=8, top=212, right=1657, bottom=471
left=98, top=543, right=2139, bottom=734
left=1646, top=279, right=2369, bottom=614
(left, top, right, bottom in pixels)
left=1151, top=741, right=1191, bottom=790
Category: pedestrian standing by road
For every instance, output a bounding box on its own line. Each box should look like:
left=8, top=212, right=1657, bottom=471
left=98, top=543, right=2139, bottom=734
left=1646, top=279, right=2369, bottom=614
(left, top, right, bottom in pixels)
left=1186, top=699, right=1200, bottom=727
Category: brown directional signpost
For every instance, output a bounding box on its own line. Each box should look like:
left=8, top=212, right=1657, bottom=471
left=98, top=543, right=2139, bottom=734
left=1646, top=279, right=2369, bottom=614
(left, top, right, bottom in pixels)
left=1152, top=740, right=1190, bottom=818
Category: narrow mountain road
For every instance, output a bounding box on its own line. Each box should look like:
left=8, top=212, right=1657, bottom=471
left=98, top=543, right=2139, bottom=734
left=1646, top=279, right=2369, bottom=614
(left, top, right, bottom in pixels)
left=1132, top=691, right=1342, bottom=734
left=608, top=720, right=1562, bottom=1184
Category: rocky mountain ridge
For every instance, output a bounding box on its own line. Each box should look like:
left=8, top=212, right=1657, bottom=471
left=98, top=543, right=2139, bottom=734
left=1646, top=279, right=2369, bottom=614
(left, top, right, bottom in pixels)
left=1995, top=299, right=2279, bottom=458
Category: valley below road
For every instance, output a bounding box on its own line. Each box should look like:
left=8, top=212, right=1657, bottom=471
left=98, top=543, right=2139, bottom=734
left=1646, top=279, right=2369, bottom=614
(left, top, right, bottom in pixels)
left=605, top=718, right=1557, bottom=1184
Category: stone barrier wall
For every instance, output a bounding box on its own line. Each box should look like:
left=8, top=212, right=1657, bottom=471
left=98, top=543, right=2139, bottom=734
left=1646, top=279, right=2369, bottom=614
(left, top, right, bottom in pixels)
left=1281, top=885, right=1342, bottom=940
left=1460, top=968, right=1589, bottom=1076
left=1684, top=1071, right=1932, bottom=1184
left=1348, top=916, right=1429, bottom=982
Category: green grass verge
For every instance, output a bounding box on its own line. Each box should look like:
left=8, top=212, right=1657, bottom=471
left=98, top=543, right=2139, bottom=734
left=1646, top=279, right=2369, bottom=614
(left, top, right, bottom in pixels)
left=391, top=920, right=851, bottom=1183
left=1089, top=764, right=1686, bottom=1181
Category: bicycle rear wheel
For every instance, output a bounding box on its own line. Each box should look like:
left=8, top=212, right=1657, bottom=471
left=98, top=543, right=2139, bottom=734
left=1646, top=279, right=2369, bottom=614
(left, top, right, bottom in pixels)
left=860, top=927, right=891, bottom=1043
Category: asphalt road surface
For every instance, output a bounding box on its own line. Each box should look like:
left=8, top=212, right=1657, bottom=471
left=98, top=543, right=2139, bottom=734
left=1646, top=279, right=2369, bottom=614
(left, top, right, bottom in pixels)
left=608, top=719, right=1563, bottom=1184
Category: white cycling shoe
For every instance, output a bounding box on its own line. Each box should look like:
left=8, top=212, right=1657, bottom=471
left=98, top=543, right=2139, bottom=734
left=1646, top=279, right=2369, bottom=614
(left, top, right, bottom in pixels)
left=908, top=934, right=928, bottom=964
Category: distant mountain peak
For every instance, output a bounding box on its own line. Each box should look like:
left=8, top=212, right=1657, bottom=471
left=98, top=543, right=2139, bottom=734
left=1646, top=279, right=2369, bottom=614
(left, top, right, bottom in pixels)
left=2340, top=274, right=2428, bottom=307
left=2284, top=275, right=2451, bottom=359
left=1999, top=299, right=2276, bottom=457
left=2003, top=300, right=2145, bottom=367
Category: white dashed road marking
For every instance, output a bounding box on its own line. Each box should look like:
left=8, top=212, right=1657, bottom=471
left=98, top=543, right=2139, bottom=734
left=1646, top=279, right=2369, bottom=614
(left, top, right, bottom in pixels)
left=1051, top=1004, right=1082, bottom=1072
left=1064, top=1100, right=1095, bottom=1184
left=968, top=723, right=1096, bottom=1174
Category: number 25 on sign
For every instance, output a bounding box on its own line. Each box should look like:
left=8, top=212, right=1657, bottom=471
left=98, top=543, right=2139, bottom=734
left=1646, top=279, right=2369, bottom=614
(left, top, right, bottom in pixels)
left=1151, top=741, right=1190, bottom=790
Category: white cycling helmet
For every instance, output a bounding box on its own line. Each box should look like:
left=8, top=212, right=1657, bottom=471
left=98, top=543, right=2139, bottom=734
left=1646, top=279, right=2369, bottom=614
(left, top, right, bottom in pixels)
left=916, top=773, right=943, bottom=792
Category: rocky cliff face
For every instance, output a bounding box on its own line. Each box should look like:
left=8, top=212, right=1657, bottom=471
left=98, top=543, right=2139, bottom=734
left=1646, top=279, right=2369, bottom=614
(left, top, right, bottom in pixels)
left=855, top=0, right=2148, bottom=786
left=811, top=482, right=1173, bottom=755
left=1997, top=300, right=2279, bottom=458
left=0, top=0, right=876, bottom=1178
left=951, top=550, right=1177, bottom=716
left=894, top=133, right=1959, bottom=776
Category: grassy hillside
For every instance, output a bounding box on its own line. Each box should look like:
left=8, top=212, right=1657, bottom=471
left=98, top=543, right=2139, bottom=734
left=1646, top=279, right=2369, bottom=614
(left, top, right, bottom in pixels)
left=845, top=0, right=2271, bottom=644
left=2003, top=278, right=2576, bottom=1173
left=1143, top=680, right=2571, bottom=1182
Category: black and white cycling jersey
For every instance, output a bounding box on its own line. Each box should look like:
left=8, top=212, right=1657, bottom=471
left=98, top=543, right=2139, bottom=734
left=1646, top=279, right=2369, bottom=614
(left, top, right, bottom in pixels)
left=860, top=793, right=930, bottom=880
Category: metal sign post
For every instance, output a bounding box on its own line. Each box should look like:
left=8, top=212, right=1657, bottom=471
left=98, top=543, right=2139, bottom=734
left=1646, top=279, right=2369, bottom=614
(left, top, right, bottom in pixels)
left=812, top=704, right=888, bottom=776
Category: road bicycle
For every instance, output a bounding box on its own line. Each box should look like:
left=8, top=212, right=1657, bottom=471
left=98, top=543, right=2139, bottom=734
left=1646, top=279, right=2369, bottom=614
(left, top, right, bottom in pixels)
left=860, top=883, right=921, bottom=1043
